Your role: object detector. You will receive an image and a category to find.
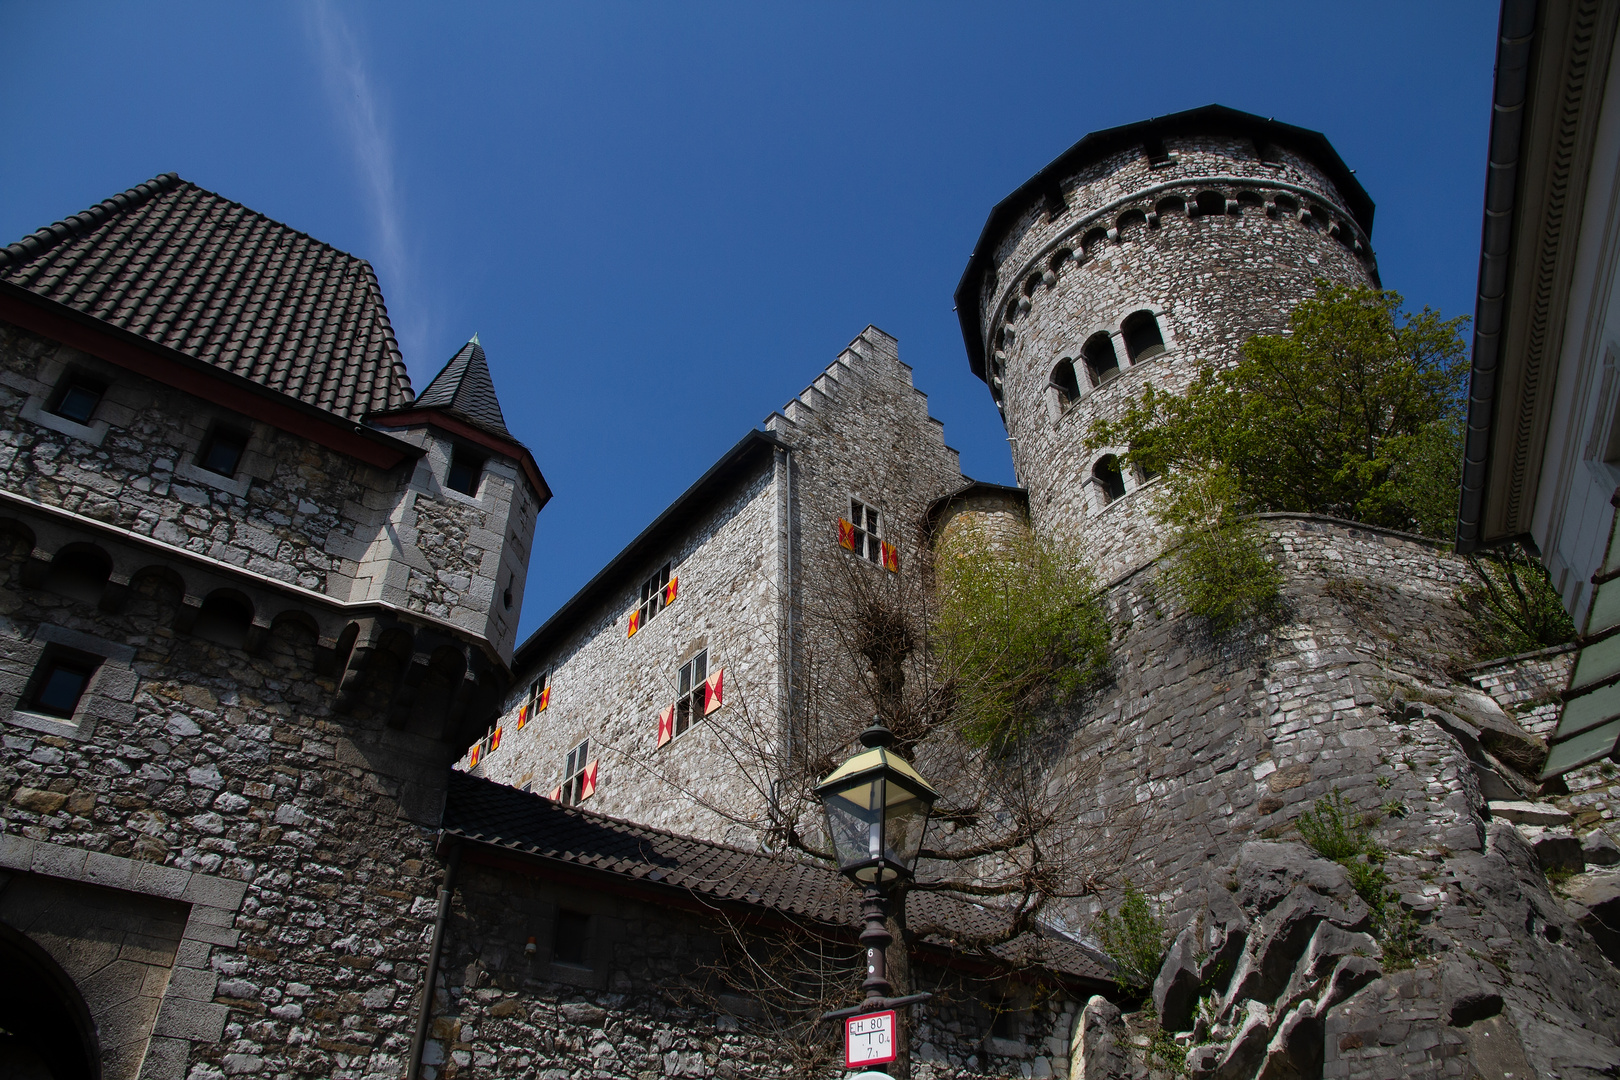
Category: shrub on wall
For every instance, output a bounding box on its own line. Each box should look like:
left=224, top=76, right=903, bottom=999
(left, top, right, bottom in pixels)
left=1152, top=465, right=1282, bottom=632
left=932, top=522, right=1110, bottom=747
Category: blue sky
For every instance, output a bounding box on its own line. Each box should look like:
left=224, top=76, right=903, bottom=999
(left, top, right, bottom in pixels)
left=1, top=2, right=1499, bottom=638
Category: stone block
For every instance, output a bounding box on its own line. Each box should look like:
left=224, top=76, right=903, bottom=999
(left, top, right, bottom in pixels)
left=1439, top=957, right=1501, bottom=1027
left=1581, top=829, right=1620, bottom=866
left=83, top=850, right=136, bottom=889
left=30, top=839, right=88, bottom=879
left=182, top=873, right=248, bottom=911
left=0, top=831, right=34, bottom=870
left=165, top=965, right=218, bottom=1002
left=151, top=994, right=229, bottom=1042
left=136, top=1036, right=191, bottom=1080
left=133, top=862, right=192, bottom=900
left=1152, top=923, right=1202, bottom=1031
left=1487, top=801, right=1571, bottom=827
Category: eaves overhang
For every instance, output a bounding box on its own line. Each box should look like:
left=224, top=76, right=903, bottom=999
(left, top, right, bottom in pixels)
left=1457, top=0, right=1620, bottom=553
left=953, top=104, right=1376, bottom=383
left=0, top=282, right=423, bottom=472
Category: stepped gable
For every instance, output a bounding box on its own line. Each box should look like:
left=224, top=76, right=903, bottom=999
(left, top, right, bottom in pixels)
left=412, top=334, right=510, bottom=437
left=0, top=172, right=413, bottom=422
left=442, top=771, right=1110, bottom=985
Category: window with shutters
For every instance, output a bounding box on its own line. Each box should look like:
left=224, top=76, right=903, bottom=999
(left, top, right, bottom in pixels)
left=847, top=499, right=882, bottom=563
left=675, top=650, right=708, bottom=738
left=638, top=563, right=672, bottom=628
left=560, top=739, right=591, bottom=805
left=519, top=671, right=549, bottom=728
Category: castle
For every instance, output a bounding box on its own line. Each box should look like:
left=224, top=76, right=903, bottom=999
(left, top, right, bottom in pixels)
left=3, top=100, right=1619, bottom=1080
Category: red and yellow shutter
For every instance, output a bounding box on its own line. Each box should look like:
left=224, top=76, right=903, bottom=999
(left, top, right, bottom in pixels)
left=468, top=742, right=482, bottom=767
left=656, top=704, right=675, bottom=748
left=580, top=760, right=599, bottom=800
left=881, top=541, right=899, bottom=573
left=490, top=727, right=502, bottom=751
left=627, top=609, right=641, bottom=638
left=837, top=518, right=856, bottom=551
left=538, top=685, right=551, bottom=712
left=664, top=576, right=679, bottom=606
left=549, top=785, right=563, bottom=802
left=516, top=705, right=529, bottom=731
left=704, top=668, right=725, bottom=715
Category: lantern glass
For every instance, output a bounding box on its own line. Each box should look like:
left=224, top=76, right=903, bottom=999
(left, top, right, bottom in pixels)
left=816, top=747, right=938, bottom=884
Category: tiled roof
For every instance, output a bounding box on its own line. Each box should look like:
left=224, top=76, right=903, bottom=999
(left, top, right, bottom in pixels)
left=413, top=336, right=511, bottom=437
left=0, top=173, right=413, bottom=422
left=442, top=771, right=1112, bottom=985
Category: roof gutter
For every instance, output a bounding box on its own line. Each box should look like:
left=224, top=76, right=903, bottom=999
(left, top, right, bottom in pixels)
left=1457, top=0, right=1541, bottom=553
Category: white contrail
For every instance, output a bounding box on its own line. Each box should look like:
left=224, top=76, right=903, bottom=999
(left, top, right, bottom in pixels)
left=304, top=0, right=429, bottom=367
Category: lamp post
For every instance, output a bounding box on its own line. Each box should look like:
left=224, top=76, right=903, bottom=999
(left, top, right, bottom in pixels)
left=815, top=719, right=939, bottom=1073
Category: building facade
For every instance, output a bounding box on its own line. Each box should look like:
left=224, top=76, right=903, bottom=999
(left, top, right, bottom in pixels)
left=459, top=327, right=966, bottom=846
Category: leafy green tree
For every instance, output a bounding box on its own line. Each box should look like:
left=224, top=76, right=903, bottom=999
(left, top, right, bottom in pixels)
left=1091, top=283, right=1468, bottom=538
left=1461, top=544, right=1577, bottom=655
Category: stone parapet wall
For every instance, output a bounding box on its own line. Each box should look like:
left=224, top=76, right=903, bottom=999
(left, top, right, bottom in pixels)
left=432, top=858, right=1079, bottom=1080
left=1044, top=515, right=1620, bottom=1075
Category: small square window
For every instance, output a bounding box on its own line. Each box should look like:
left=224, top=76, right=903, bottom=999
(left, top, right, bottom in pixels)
left=30, top=653, right=99, bottom=718
left=638, top=563, right=672, bottom=628
left=447, top=448, right=485, bottom=496
left=553, top=909, right=591, bottom=967
left=674, top=649, right=708, bottom=739
left=49, top=374, right=105, bottom=425
left=849, top=499, right=882, bottom=563
left=198, top=427, right=248, bottom=477
left=560, top=738, right=590, bottom=805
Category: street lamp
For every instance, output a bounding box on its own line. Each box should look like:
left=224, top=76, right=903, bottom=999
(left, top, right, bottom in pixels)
left=815, top=719, right=939, bottom=1024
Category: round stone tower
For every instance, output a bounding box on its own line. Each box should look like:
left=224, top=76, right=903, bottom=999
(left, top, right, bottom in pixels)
left=955, top=105, right=1380, bottom=579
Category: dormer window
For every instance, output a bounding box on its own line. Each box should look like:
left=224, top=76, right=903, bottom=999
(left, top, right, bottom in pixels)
left=49, top=373, right=105, bottom=425
left=447, top=448, right=485, bottom=496
left=197, top=426, right=248, bottom=477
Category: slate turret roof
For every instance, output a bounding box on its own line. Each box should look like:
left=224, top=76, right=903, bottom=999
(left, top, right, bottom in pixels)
left=413, top=335, right=512, bottom=437
left=0, top=173, right=414, bottom=422
left=441, top=770, right=1112, bottom=987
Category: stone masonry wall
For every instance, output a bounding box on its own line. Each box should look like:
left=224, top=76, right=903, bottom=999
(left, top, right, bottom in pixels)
left=425, top=857, right=1082, bottom=1080
left=466, top=456, right=784, bottom=846
left=477, top=327, right=965, bottom=849
left=0, top=319, right=532, bottom=661
left=0, top=528, right=458, bottom=1080
left=975, top=134, right=1376, bottom=582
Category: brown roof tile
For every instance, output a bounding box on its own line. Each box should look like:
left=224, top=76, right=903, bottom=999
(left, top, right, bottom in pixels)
left=0, top=173, right=413, bottom=422
left=443, top=771, right=1112, bottom=986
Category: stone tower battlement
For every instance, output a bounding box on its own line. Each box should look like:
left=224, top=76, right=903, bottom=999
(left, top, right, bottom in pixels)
left=955, top=105, right=1380, bottom=579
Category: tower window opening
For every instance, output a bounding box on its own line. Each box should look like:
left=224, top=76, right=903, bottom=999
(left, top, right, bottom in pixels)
left=1195, top=190, right=1228, bottom=217
left=1155, top=195, right=1186, bottom=218
left=1081, top=227, right=1109, bottom=255
left=48, top=372, right=105, bottom=425
left=1093, top=456, right=1127, bottom=505
left=1236, top=190, right=1264, bottom=211
left=1051, top=360, right=1082, bottom=410
left=553, top=909, right=592, bottom=967
left=1116, top=208, right=1148, bottom=239
left=1144, top=137, right=1173, bottom=167
left=28, top=650, right=100, bottom=719
left=1122, top=311, right=1166, bottom=362
left=447, top=447, right=485, bottom=496
left=197, top=425, right=248, bottom=477
left=45, top=545, right=111, bottom=605
left=1082, top=334, right=1120, bottom=387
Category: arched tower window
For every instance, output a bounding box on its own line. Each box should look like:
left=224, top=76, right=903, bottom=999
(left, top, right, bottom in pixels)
left=1195, top=190, right=1228, bottom=217
left=1082, top=333, right=1120, bottom=387
left=1093, top=456, right=1127, bottom=505
left=1050, top=360, right=1082, bottom=409
left=45, top=545, right=111, bottom=605
left=1122, top=311, right=1165, bottom=362
left=194, top=591, right=253, bottom=650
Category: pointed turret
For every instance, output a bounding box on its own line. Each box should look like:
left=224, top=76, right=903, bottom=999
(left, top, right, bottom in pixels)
left=413, top=334, right=511, bottom=437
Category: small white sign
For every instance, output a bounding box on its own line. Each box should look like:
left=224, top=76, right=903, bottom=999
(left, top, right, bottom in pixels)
left=844, top=1009, right=896, bottom=1069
